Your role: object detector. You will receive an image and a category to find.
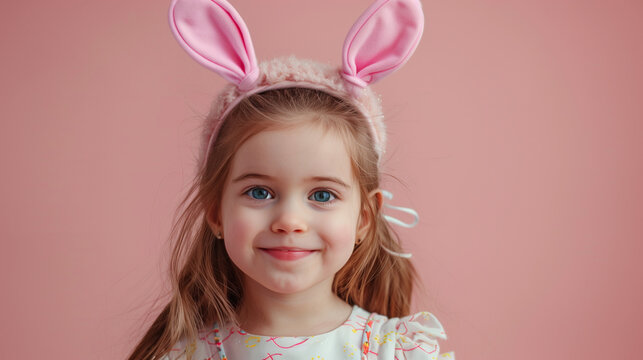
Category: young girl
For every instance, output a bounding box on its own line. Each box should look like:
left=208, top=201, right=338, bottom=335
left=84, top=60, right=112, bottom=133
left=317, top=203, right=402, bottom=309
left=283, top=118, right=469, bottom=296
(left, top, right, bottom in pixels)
left=129, top=0, right=453, bottom=359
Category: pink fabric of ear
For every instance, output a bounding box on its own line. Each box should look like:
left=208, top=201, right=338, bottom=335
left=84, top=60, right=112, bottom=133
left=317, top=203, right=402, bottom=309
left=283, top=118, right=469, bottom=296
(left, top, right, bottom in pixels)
left=342, top=0, right=424, bottom=89
left=168, top=0, right=259, bottom=91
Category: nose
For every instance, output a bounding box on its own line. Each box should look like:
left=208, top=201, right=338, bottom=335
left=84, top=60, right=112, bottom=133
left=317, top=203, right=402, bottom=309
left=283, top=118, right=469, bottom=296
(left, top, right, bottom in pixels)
left=270, top=200, right=308, bottom=234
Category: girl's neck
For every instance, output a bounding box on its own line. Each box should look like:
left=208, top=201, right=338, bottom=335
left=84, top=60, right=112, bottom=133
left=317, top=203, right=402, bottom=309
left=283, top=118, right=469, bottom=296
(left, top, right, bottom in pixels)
left=236, top=277, right=352, bottom=337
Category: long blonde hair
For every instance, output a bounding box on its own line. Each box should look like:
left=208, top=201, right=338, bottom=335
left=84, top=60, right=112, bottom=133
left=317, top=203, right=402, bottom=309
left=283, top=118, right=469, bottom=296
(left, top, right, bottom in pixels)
left=128, top=88, right=418, bottom=360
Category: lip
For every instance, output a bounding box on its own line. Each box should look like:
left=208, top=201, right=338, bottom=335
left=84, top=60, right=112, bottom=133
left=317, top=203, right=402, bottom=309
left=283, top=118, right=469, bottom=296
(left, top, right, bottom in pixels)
left=259, top=247, right=317, bottom=261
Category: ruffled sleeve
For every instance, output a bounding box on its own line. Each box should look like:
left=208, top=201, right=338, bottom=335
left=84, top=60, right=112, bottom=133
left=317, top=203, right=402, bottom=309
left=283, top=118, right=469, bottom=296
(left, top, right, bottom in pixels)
left=367, top=311, right=454, bottom=360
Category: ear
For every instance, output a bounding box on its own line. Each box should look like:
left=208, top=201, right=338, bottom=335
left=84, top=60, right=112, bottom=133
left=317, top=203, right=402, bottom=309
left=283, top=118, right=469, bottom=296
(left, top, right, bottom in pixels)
left=205, top=205, right=222, bottom=236
left=373, top=189, right=384, bottom=210
left=356, top=189, right=383, bottom=241
left=168, top=0, right=260, bottom=91
left=342, top=0, right=424, bottom=89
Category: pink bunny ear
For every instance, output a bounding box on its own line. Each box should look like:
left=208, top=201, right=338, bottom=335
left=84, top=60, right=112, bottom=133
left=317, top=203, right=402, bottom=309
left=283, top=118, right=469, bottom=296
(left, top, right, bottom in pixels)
left=168, top=0, right=259, bottom=91
left=342, top=0, right=424, bottom=89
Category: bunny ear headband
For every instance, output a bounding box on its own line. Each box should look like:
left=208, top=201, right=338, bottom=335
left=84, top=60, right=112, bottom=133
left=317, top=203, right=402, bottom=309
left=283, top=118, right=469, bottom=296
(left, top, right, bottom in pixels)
left=168, top=0, right=424, bottom=257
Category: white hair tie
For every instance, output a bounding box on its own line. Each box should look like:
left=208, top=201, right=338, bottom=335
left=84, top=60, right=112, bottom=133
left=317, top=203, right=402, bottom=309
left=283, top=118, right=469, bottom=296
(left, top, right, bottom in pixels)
left=380, top=190, right=418, bottom=258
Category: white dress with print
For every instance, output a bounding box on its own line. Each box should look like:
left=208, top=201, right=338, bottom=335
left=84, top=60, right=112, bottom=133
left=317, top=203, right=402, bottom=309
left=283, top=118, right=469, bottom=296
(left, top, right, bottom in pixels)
left=163, top=305, right=454, bottom=360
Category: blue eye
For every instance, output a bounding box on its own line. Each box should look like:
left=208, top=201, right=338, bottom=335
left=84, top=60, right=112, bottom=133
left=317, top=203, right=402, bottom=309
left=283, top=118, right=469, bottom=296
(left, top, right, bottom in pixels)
left=310, top=190, right=335, bottom=203
left=247, top=187, right=272, bottom=200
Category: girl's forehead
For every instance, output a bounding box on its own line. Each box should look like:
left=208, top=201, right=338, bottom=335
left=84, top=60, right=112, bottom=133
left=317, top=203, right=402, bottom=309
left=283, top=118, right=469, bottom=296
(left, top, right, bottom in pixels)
left=229, top=122, right=356, bottom=183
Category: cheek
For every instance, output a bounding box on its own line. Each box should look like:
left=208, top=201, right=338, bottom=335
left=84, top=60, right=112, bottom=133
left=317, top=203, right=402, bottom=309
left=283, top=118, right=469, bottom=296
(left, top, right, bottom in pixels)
left=223, top=207, right=256, bottom=243
left=319, top=212, right=359, bottom=247
left=220, top=196, right=262, bottom=249
left=320, top=219, right=358, bottom=270
left=222, top=209, right=261, bottom=269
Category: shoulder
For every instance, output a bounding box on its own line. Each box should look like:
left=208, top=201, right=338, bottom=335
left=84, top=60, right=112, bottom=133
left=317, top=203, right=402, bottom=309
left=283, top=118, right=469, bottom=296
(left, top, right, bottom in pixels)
left=158, top=329, right=218, bottom=360
left=364, top=309, right=454, bottom=360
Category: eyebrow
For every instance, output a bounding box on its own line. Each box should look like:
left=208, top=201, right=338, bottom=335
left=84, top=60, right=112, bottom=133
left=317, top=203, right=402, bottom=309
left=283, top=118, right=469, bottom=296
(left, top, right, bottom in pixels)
left=232, top=173, right=272, bottom=183
left=232, top=173, right=351, bottom=189
left=309, top=176, right=352, bottom=189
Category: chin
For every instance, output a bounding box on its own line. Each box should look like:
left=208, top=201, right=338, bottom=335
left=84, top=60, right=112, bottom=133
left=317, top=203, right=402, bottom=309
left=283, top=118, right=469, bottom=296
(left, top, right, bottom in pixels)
left=257, top=272, right=333, bottom=296
left=266, top=277, right=311, bottom=294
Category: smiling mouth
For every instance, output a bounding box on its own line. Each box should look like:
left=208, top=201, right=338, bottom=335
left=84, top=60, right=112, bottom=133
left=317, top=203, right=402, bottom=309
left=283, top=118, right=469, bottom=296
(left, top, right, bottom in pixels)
left=259, top=247, right=317, bottom=261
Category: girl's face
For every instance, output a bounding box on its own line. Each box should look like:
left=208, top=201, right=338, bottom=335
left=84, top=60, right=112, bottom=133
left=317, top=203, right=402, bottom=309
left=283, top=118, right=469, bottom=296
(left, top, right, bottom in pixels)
left=217, top=117, right=366, bottom=297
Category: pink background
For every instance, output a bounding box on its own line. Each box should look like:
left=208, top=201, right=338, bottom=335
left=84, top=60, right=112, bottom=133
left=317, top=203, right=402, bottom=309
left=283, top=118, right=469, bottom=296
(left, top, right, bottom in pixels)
left=1, top=0, right=641, bottom=359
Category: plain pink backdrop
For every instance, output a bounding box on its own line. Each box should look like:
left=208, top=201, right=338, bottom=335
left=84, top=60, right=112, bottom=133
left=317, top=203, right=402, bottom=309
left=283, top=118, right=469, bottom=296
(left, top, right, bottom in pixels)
left=1, top=0, right=641, bottom=359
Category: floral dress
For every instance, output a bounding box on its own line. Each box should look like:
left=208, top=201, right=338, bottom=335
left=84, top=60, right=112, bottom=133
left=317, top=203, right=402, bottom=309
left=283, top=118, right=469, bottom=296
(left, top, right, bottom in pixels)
left=163, top=305, right=454, bottom=360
